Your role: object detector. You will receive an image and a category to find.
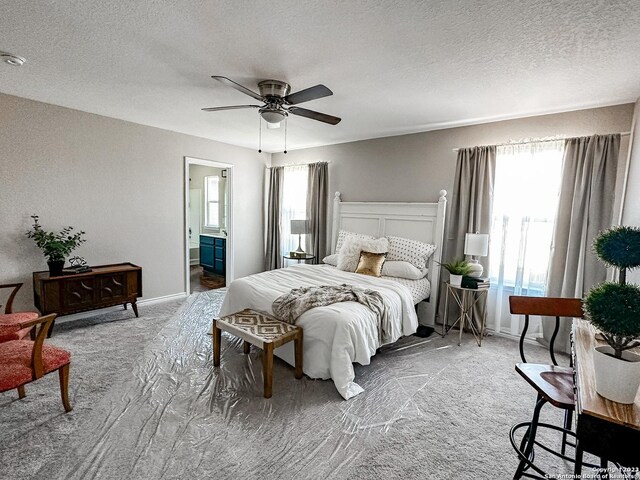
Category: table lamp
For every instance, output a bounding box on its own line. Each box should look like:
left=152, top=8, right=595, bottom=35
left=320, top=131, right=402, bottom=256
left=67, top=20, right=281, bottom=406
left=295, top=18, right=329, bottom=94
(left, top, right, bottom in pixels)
left=290, top=220, right=308, bottom=257
left=464, top=233, right=489, bottom=278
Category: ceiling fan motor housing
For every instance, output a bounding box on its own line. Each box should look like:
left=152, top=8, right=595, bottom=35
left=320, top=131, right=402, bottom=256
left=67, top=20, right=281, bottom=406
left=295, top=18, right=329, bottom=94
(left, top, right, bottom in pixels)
left=258, top=80, right=291, bottom=100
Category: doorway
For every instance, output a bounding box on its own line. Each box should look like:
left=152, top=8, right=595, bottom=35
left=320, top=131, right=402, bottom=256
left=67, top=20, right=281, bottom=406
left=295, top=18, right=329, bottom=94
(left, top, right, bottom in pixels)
left=184, top=157, right=233, bottom=294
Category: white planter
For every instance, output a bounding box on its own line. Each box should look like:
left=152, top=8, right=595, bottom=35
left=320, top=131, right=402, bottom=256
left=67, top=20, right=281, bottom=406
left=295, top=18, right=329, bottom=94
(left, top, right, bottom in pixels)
left=593, top=345, right=640, bottom=404
left=450, top=274, right=463, bottom=287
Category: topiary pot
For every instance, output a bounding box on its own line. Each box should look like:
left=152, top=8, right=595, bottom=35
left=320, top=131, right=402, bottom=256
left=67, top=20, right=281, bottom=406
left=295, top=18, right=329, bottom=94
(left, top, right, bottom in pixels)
left=593, top=346, right=640, bottom=404
left=450, top=274, right=463, bottom=287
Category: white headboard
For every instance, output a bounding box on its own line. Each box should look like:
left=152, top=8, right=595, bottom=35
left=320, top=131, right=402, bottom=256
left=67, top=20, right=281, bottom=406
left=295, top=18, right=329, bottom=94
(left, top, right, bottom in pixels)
left=331, top=190, right=447, bottom=325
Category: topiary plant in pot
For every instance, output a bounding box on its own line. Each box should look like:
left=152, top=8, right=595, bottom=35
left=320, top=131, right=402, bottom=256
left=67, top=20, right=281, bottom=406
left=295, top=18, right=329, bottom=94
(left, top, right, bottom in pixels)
left=26, top=215, right=86, bottom=277
left=439, top=258, right=472, bottom=287
left=584, top=225, right=640, bottom=404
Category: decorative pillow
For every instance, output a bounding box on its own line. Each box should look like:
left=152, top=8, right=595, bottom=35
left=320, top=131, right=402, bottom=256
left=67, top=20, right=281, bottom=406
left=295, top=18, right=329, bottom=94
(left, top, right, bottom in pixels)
left=322, top=254, right=339, bottom=266
left=334, top=230, right=375, bottom=254
left=386, top=236, right=437, bottom=270
left=355, top=251, right=387, bottom=277
left=337, top=236, right=389, bottom=272
left=381, top=261, right=428, bottom=280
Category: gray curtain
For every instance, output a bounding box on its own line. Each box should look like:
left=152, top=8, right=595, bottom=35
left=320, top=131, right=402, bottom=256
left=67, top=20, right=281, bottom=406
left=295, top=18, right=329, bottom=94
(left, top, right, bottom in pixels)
left=544, top=134, right=620, bottom=350
left=265, top=166, right=284, bottom=270
left=306, top=162, right=328, bottom=263
left=438, top=146, right=496, bottom=327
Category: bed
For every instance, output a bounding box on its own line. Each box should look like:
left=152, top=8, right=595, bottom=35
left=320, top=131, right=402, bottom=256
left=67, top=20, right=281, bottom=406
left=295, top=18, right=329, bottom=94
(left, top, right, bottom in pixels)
left=219, top=190, right=447, bottom=399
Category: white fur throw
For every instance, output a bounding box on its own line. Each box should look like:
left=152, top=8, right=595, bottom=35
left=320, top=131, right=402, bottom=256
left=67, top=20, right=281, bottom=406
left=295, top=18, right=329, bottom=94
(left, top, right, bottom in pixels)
left=337, top=236, right=389, bottom=272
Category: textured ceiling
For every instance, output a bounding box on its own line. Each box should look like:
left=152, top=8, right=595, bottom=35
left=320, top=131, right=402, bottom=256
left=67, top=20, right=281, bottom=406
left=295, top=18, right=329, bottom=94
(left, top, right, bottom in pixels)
left=1, top=0, right=639, bottom=152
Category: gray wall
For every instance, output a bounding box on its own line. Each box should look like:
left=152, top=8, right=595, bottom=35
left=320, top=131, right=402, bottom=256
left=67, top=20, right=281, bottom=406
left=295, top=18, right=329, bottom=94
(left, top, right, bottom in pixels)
left=272, top=104, right=633, bottom=227
left=621, top=99, right=640, bottom=285
left=0, top=93, right=268, bottom=310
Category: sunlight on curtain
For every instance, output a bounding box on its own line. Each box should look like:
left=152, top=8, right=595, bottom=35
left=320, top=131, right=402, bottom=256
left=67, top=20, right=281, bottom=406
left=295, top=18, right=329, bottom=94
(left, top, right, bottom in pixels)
left=281, top=165, right=309, bottom=257
left=487, top=141, right=564, bottom=338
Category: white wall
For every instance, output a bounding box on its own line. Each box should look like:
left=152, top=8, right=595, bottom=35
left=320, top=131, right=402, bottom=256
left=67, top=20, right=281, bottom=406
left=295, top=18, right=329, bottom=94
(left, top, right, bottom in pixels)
left=621, top=99, right=640, bottom=285
left=0, top=93, right=268, bottom=310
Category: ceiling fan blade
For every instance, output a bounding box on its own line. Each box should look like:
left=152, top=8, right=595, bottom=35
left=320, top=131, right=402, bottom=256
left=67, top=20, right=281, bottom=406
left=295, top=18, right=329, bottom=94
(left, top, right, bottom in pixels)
left=288, top=107, right=341, bottom=125
left=211, top=76, right=263, bottom=101
left=201, top=105, right=261, bottom=112
left=284, top=85, right=333, bottom=105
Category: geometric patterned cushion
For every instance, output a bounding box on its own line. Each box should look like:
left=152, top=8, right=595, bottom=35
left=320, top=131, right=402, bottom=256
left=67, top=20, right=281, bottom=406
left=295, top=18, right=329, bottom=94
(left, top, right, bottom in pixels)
left=386, top=235, right=437, bottom=270
left=0, top=312, right=39, bottom=343
left=0, top=340, right=71, bottom=392
left=217, top=309, right=299, bottom=348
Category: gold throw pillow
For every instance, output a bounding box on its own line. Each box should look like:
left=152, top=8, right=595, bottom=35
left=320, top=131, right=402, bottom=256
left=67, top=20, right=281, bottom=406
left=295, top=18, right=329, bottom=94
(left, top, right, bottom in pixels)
left=355, top=251, right=387, bottom=277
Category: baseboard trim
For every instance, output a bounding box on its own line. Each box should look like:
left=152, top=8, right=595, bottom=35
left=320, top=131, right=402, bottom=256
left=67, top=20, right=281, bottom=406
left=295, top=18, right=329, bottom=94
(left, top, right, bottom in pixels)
left=138, top=292, right=188, bottom=306
left=55, top=292, right=188, bottom=324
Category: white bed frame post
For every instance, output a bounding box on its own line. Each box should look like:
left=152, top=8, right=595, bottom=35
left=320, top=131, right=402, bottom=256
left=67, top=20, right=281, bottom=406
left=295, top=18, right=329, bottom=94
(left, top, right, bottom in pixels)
left=331, top=191, right=342, bottom=253
left=422, top=189, right=447, bottom=326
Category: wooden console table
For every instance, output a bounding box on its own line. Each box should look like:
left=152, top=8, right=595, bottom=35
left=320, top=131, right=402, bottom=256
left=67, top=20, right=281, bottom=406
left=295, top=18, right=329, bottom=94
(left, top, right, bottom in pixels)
left=33, top=263, right=142, bottom=335
left=572, top=319, right=640, bottom=473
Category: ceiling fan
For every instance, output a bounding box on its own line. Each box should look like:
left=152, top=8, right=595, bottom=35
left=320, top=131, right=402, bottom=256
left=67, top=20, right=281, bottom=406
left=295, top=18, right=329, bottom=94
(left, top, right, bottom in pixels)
left=202, top=76, right=341, bottom=126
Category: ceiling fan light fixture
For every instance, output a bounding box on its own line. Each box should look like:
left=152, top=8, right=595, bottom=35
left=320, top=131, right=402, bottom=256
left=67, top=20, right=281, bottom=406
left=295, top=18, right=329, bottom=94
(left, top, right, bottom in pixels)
left=260, top=108, right=286, bottom=125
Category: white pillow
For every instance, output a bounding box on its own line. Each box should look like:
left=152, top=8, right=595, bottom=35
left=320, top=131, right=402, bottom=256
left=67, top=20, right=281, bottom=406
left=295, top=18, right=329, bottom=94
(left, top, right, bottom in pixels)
left=322, top=254, right=339, bottom=266
left=382, top=261, right=428, bottom=280
left=334, top=230, right=375, bottom=254
left=337, top=236, right=389, bottom=272
left=386, top=236, right=437, bottom=270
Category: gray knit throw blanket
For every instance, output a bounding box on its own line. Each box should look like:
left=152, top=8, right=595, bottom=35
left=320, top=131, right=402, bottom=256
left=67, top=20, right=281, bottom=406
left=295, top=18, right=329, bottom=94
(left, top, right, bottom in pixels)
left=272, top=284, right=387, bottom=342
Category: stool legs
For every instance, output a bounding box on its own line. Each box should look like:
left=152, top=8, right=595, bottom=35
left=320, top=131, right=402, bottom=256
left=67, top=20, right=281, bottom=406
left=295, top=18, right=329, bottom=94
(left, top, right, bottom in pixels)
left=514, top=395, right=547, bottom=479
left=213, top=320, right=221, bottom=367
left=263, top=343, right=274, bottom=398
left=562, top=409, right=573, bottom=455
left=294, top=331, right=303, bottom=379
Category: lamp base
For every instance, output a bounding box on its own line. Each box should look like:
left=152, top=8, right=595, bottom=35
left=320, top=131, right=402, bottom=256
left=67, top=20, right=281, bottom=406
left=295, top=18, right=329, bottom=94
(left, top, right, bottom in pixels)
left=467, top=259, right=484, bottom=278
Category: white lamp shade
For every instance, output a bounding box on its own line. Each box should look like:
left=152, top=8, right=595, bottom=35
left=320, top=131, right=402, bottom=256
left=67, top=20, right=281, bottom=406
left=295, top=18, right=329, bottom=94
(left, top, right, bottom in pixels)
left=464, top=233, right=489, bottom=257
left=291, top=220, right=307, bottom=235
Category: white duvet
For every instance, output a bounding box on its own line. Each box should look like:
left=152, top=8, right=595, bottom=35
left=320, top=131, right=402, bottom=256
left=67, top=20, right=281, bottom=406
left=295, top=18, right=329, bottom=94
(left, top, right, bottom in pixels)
left=219, top=264, right=418, bottom=399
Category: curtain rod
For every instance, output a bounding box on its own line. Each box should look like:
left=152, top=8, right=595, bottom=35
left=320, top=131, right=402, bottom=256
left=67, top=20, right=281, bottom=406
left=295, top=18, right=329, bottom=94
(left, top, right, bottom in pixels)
left=266, top=161, right=332, bottom=168
left=452, top=132, right=630, bottom=152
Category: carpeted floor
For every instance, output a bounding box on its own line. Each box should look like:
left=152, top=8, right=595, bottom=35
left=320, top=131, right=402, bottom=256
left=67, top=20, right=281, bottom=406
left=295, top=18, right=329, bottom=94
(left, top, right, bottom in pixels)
left=0, top=291, right=598, bottom=479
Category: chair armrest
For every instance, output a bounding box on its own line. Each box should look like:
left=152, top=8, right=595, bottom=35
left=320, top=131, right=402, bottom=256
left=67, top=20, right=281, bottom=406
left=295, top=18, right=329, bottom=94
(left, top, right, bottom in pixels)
left=19, top=313, right=57, bottom=330
left=0, top=283, right=23, bottom=314
left=20, top=314, right=57, bottom=379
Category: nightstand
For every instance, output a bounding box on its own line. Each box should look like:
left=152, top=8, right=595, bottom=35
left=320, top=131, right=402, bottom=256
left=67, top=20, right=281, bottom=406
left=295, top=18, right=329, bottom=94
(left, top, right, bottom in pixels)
left=442, top=282, right=489, bottom=346
left=282, top=254, right=315, bottom=266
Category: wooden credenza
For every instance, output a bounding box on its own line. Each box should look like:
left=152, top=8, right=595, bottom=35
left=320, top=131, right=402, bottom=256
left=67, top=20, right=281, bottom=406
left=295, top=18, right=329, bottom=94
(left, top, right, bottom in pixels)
left=33, top=263, right=142, bottom=333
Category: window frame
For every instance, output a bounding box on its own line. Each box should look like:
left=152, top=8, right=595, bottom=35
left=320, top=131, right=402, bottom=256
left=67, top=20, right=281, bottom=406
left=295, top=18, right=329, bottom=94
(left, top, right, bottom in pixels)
left=204, top=175, right=220, bottom=228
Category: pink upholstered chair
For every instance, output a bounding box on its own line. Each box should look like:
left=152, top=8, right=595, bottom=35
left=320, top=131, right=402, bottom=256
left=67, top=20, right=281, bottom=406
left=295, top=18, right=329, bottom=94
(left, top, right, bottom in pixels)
left=0, top=283, right=39, bottom=343
left=0, top=313, right=72, bottom=412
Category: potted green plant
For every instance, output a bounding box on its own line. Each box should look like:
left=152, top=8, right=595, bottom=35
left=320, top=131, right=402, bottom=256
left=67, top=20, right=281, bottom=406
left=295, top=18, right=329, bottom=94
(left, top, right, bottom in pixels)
left=440, top=258, right=472, bottom=287
left=584, top=226, right=640, bottom=404
left=26, top=215, right=86, bottom=277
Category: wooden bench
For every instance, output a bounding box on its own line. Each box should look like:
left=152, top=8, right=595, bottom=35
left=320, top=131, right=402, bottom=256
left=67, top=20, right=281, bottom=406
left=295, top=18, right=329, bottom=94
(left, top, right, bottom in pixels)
left=213, top=309, right=303, bottom=398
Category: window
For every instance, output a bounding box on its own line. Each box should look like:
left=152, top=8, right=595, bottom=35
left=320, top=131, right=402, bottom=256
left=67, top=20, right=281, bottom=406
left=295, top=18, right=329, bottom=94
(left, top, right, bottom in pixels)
left=281, top=165, right=309, bottom=256
left=204, top=175, right=220, bottom=228
left=487, top=141, right=565, bottom=336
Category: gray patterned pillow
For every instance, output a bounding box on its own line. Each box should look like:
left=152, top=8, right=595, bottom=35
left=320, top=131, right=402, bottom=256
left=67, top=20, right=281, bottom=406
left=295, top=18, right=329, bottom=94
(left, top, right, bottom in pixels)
left=386, top=236, right=437, bottom=270
left=334, top=230, right=376, bottom=254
